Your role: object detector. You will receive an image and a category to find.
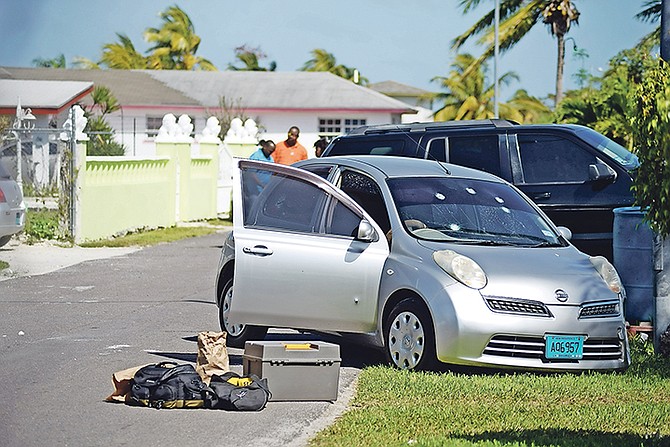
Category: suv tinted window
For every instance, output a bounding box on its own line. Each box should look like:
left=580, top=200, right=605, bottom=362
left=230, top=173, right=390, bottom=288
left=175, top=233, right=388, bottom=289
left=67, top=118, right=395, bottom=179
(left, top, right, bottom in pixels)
left=518, top=134, right=596, bottom=183
left=448, top=136, right=501, bottom=177
left=329, top=138, right=405, bottom=156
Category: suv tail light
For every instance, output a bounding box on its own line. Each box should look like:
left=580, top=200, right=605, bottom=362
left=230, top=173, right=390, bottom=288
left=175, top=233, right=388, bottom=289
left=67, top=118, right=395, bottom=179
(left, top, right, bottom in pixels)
left=0, top=187, right=6, bottom=203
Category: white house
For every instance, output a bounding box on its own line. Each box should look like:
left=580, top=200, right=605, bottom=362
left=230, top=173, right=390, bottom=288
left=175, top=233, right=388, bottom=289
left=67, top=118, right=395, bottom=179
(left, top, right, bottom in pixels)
left=0, top=67, right=418, bottom=158
left=368, top=80, right=435, bottom=123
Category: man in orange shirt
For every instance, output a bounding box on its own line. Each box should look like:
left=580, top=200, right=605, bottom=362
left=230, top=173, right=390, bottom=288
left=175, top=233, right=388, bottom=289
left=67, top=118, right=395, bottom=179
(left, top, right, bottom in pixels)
left=272, top=126, right=308, bottom=165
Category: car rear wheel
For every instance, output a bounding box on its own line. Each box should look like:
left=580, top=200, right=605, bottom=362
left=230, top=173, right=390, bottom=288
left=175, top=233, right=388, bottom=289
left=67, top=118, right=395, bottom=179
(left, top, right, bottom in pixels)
left=384, top=298, right=437, bottom=371
left=218, top=278, right=268, bottom=348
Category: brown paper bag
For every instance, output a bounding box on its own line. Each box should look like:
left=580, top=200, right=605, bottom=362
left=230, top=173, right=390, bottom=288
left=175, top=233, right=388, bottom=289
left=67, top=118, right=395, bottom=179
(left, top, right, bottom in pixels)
left=196, top=331, right=229, bottom=384
left=105, top=364, right=148, bottom=403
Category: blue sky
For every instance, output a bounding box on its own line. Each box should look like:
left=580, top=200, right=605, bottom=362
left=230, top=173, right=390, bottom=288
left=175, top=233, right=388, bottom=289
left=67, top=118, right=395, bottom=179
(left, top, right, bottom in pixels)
left=0, top=1, right=654, bottom=104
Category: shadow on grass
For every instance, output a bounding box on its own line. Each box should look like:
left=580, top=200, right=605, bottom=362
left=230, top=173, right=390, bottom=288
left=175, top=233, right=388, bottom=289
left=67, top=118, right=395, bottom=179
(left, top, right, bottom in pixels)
left=460, top=429, right=666, bottom=447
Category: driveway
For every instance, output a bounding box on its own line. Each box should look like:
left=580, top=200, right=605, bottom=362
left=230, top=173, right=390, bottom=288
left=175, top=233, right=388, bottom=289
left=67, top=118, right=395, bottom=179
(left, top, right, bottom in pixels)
left=0, top=232, right=383, bottom=447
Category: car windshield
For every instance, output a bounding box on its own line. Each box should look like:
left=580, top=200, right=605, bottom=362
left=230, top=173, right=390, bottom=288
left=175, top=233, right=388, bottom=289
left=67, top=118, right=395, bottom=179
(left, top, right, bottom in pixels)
left=388, top=177, right=563, bottom=247
left=570, top=125, right=639, bottom=170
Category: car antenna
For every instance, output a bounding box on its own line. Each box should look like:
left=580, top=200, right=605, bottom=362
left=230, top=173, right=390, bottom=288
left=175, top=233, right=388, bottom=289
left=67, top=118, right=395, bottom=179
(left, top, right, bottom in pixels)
left=391, top=125, right=451, bottom=175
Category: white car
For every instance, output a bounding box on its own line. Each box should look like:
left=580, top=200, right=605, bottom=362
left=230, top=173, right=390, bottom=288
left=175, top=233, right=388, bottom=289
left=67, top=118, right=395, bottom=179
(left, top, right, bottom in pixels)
left=0, top=162, right=25, bottom=247
left=215, top=156, right=630, bottom=372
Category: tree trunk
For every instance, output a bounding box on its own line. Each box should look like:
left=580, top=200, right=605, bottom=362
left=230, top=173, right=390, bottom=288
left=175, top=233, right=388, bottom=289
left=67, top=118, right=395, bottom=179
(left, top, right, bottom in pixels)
left=555, top=33, right=565, bottom=107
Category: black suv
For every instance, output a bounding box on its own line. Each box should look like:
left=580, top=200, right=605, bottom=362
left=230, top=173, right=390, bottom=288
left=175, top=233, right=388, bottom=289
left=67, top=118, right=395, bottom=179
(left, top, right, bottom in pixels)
left=322, top=119, right=640, bottom=260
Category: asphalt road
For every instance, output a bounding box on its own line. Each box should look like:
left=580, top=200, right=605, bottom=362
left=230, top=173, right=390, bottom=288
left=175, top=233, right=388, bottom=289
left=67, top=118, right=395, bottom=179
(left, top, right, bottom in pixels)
left=0, top=232, right=385, bottom=447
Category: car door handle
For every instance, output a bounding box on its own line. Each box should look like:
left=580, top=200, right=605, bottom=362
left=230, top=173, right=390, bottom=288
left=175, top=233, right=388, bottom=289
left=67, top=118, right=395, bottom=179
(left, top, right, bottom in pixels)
left=531, top=192, right=551, bottom=200
left=242, top=245, right=273, bottom=256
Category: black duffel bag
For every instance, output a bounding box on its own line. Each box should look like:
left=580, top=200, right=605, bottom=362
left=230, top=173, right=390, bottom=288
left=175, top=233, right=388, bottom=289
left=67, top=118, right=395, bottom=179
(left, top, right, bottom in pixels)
left=128, top=361, right=209, bottom=409
left=206, top=371, right=271, bottom=411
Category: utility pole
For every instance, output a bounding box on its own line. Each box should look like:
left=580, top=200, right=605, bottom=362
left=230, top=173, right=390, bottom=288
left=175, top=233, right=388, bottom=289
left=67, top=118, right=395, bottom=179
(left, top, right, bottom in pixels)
left=663, top=0, right=670, bottom=61
left=493, top=0, right=500, bottom=118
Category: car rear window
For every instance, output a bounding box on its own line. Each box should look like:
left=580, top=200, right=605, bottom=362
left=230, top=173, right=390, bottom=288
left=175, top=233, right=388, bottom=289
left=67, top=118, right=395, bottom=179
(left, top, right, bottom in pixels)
left=0, top=160, right=11, bottom=179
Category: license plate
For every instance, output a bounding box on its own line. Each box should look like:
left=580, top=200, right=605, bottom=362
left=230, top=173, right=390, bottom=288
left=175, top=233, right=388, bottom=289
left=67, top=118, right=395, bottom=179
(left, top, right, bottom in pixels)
left=545, top=335, right=584, bottom=359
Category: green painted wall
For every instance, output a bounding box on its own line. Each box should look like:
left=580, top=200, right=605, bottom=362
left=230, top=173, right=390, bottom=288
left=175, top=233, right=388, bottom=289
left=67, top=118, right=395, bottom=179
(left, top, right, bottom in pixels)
left=78, top=141, right=219, bottom=242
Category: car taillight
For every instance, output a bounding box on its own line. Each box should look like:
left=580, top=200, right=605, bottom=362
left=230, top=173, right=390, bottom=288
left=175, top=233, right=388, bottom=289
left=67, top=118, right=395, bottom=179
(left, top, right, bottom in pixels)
left=0, top=187, right=6, bottom=203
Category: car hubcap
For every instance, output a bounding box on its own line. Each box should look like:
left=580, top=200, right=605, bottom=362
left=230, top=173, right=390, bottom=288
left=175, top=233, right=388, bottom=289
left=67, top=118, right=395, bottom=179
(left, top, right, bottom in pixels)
left=389, top=311, right=425, bottom=369
left=222, top=286, right=244, bottom=336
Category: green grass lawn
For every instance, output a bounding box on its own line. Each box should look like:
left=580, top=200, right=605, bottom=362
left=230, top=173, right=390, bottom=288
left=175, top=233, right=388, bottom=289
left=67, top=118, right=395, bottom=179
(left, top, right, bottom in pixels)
left=79, top=224, right=224, bottom=247
left=311, top=340, right=670, bottom=447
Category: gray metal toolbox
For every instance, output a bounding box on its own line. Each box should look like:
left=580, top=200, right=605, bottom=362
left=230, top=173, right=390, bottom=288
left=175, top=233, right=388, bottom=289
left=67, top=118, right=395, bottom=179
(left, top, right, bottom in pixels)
left=243, top=341, right=341, bottom=401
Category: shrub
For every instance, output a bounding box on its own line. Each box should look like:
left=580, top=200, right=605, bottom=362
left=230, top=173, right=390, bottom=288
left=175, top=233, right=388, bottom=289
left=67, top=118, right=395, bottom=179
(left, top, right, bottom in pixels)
left=23, top=209, right=61, bottom=243
left=629, top=58, right=670, bottom=237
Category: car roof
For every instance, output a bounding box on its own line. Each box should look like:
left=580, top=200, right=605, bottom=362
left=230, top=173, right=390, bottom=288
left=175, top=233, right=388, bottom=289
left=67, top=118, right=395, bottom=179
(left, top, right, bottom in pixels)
left=297, top=155, right=506, bottom=183
left=344, top=119, right=579, bottom=136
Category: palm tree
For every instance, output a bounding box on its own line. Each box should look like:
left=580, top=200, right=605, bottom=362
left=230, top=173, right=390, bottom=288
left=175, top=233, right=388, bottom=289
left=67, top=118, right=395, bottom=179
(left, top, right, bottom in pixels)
left=228, top=45, right=276, bottom=71
left=32, top=54, right=66, bottom=68
left=300, top=49, right=368, bottom=84
left=99, top=34, right=149, bottom=69
left=143, top=5, right=216, bottom=70
left=636, top=0, right=661, bottom=47
left=432, top=53, right=549, bottom=122
left=85, top=86, right=125, bottom=156
left=453, top=0, right=579, bottom=107
left=75, top=6, right=215, bottom=71
left=75, top=33, right=148, bottom=69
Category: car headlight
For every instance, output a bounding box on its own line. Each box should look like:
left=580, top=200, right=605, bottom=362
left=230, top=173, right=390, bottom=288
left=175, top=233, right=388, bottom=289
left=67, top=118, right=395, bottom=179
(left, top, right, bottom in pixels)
left=433, top=249, right=487, bottom=289
left=589, top=256, right=623, bottom=294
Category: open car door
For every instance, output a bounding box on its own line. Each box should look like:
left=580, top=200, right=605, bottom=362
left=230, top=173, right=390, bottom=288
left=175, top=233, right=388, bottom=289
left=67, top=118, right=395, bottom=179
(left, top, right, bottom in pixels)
left=230, top=159, right=390, bottom=333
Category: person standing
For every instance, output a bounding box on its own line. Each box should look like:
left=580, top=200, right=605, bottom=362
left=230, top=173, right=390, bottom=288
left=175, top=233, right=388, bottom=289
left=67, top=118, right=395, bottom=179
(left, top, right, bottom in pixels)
left=250, top=139, right=276, bottom=163
left=272, top=126, right=308, bottom=165
left=313, top=137, right=329, bottom=157
left=246, top=140, right=276, bottom=197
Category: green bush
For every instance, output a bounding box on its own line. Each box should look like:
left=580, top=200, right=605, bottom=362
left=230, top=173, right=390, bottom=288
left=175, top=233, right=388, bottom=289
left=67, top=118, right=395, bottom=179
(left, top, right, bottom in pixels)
left=629, top=58, right=670, bottom=237
left=23, top=209, right=61, bottom=243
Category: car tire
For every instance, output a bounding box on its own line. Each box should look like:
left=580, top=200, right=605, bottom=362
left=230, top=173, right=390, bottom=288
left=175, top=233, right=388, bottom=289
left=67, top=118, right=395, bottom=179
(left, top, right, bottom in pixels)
left=384, top=298, right=438, bottom=371
left=0, top=235, right=11, bottom=248
left=218, top=278, right=268, bottom=348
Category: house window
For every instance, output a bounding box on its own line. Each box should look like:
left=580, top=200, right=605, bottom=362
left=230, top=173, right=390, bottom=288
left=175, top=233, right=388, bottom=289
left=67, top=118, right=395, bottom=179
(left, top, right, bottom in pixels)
left=319, top=118, right=367, bottom=136
left=146, top=115, right=196, bottom=138
left=146, top=117, right=163, bottom=137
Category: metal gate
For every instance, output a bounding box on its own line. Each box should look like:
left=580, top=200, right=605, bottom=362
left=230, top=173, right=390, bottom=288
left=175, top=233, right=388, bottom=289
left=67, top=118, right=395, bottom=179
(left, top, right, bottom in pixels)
left=0, top=112, right=77, bottom=240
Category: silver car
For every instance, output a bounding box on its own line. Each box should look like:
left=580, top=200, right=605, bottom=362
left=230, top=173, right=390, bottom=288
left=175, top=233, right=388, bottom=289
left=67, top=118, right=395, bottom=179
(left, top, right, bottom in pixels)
left=215, top=156, right=630, bottom=372
left=0, top=162, right=25, bottom=247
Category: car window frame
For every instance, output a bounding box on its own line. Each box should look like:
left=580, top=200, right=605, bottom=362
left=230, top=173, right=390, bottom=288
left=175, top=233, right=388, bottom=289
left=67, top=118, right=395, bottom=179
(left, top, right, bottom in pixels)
left=512, top=131, right=603, bottom=186
left=420, top=133, right=512, bottom=181
left=235, top=159, right=377, bottom=241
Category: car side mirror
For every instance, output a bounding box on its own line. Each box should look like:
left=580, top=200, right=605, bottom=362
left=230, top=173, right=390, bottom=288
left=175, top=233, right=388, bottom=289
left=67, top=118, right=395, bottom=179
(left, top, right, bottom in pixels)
left=357, top=220, right=379, bottom=242
left=557, top=226, right=572, bottom=241
left=588, top=163, right=615, bottom=183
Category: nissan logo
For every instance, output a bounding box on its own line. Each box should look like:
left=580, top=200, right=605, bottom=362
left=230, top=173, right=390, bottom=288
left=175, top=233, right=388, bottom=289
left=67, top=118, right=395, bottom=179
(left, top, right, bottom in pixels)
left=555, top=289, right=569, bottom=302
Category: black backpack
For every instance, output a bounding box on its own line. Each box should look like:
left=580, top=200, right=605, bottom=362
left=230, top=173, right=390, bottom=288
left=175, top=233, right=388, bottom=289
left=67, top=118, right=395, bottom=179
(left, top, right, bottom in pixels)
left=206, top=371, right=271, bottom=411
left=128, top=362, right=209, bottom=409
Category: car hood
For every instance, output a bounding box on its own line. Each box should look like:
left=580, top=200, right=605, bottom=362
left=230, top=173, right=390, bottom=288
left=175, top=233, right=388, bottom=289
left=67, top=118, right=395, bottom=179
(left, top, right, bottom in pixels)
left=418, top=241, right=616, bottom=305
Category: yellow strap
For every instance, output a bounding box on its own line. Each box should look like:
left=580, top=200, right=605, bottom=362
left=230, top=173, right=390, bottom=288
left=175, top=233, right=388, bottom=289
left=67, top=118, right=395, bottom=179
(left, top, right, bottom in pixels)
left=227, top=377, right=254, bottom=387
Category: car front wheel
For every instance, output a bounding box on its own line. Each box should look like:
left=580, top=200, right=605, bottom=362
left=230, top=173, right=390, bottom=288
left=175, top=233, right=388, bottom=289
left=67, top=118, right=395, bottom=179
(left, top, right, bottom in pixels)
left=0, top=235, right=11, bottom=248
left=384, top=298, right=437, bottom=371
left=218, top=278, right=268, bottom=348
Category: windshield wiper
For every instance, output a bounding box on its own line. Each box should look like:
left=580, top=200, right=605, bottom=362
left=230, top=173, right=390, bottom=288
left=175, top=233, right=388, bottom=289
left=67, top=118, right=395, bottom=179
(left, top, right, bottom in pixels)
left=528, top=241, right=564, bottom=248
left=452, top=239, right=516, bottom=246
